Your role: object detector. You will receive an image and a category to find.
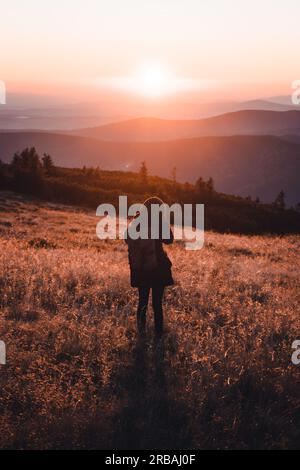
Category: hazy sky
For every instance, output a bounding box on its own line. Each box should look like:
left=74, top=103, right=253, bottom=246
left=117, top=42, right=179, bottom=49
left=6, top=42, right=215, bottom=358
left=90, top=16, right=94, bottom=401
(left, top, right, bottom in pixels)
left=1, top=0, right=299, bottom=101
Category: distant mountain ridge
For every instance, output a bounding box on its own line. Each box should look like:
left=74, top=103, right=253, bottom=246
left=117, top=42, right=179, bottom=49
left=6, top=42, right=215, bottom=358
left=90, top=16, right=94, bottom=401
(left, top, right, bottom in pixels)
left=70, top=110, right=300, bottom=142
left=1, top=131, right=300, bottom=205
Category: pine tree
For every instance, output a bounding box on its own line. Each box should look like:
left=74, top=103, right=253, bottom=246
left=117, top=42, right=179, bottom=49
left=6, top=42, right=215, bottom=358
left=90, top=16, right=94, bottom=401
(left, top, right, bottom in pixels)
left=139, top=161, right=148, bottom=183
left=206, top=177, right=214, bottom=192
left=273, top=190, right=285, bottom=209
left=11, top=147, right=43, bottom=195
left=195, top=176, right=204, bottom=192
left=42, top=153, right=55, bottom=175
left=171, top=166, right=177, bottom=183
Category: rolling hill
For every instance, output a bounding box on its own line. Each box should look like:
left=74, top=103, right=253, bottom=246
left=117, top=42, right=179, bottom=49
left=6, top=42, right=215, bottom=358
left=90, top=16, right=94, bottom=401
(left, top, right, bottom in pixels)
left=0, top=96, right=295, bottom=131
left=0, top=131, right=300, bottom=205
left=70, top=110, right=300, bottom=142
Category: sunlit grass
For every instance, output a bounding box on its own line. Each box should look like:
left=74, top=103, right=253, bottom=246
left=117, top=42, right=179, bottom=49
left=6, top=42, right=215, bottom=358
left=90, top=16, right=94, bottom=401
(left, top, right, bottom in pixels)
left=0, top=191, right=300, bottom=449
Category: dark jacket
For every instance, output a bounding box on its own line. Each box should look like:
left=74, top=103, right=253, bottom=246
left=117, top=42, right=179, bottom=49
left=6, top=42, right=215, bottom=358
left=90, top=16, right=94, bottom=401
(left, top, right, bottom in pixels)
left=125, top=223, right=174, bottom=288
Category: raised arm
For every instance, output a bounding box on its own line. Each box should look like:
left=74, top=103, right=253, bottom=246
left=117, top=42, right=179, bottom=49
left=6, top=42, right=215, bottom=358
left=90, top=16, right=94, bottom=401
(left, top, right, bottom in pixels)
left=162, top=225, right=174, bottom=245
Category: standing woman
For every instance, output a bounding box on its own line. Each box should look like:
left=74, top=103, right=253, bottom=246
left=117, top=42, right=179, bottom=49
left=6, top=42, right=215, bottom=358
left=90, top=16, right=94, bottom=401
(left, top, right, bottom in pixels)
left=125, top=197, right=174, bottom=336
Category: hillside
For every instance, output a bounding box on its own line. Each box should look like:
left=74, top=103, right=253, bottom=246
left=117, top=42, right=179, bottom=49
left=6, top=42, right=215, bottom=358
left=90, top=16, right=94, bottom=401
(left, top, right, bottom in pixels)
left=1, top=131, right=300, bottom=205
left=1, top=150, right=300, bottom=235
left=0, top=192, right=300, bottom=449
left=0, top=98, right=296, bottom=131
left=71, top=110, right=300, bottom=142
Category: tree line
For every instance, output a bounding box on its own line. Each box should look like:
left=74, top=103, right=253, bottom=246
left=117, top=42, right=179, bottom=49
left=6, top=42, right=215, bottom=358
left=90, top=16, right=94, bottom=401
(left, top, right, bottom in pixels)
left=0, top=147, right=299, bottom=234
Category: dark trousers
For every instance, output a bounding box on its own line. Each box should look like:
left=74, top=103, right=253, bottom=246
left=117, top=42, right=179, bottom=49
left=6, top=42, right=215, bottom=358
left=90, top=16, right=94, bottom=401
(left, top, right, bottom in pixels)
left=137, top=286, right=165, bottom=335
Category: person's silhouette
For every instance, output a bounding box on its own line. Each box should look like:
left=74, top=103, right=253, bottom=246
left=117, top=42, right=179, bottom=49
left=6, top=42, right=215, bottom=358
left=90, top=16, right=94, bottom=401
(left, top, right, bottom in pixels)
left=125, top=197, right=174, bottom=336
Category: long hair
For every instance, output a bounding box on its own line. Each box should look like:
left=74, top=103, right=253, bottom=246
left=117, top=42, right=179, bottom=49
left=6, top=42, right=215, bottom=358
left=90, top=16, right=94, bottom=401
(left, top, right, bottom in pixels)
left=143, top=196, right=168, bottom=235
left=143, top=196, right=164, bottom=210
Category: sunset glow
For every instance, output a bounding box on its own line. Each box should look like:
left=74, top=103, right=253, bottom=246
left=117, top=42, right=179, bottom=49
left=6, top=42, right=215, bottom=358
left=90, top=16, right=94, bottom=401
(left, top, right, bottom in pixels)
left=1, top=0, right=299, bottom=105
left=99, top=64, right=205, bottom=99
left=134, top=65, right=171, bottom=98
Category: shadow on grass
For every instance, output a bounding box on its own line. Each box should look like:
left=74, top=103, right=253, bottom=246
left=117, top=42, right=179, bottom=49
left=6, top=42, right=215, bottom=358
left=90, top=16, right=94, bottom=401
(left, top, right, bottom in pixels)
left=110, top=335, right=193, bottom=450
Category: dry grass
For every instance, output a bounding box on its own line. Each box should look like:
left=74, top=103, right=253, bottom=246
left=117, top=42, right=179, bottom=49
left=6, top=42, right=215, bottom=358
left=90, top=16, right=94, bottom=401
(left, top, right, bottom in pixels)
left=1, top=191, right=300, bottom=449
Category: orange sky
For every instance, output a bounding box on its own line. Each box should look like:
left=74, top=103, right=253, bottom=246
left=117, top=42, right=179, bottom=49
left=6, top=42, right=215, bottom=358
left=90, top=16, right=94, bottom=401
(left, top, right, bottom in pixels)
left=1, top=0, right=299, bottom=104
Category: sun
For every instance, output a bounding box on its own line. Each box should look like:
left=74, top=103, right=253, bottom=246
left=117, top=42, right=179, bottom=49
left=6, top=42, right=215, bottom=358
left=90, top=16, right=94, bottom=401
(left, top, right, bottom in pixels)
left=97, top=63, right=199, bottom=98
left=134, top=64, right=170, bottom=98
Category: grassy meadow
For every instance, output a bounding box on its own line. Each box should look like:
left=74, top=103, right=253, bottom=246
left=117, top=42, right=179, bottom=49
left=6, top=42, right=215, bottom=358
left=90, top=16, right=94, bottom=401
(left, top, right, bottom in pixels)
left=0, top=190, right=300, bottom=449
